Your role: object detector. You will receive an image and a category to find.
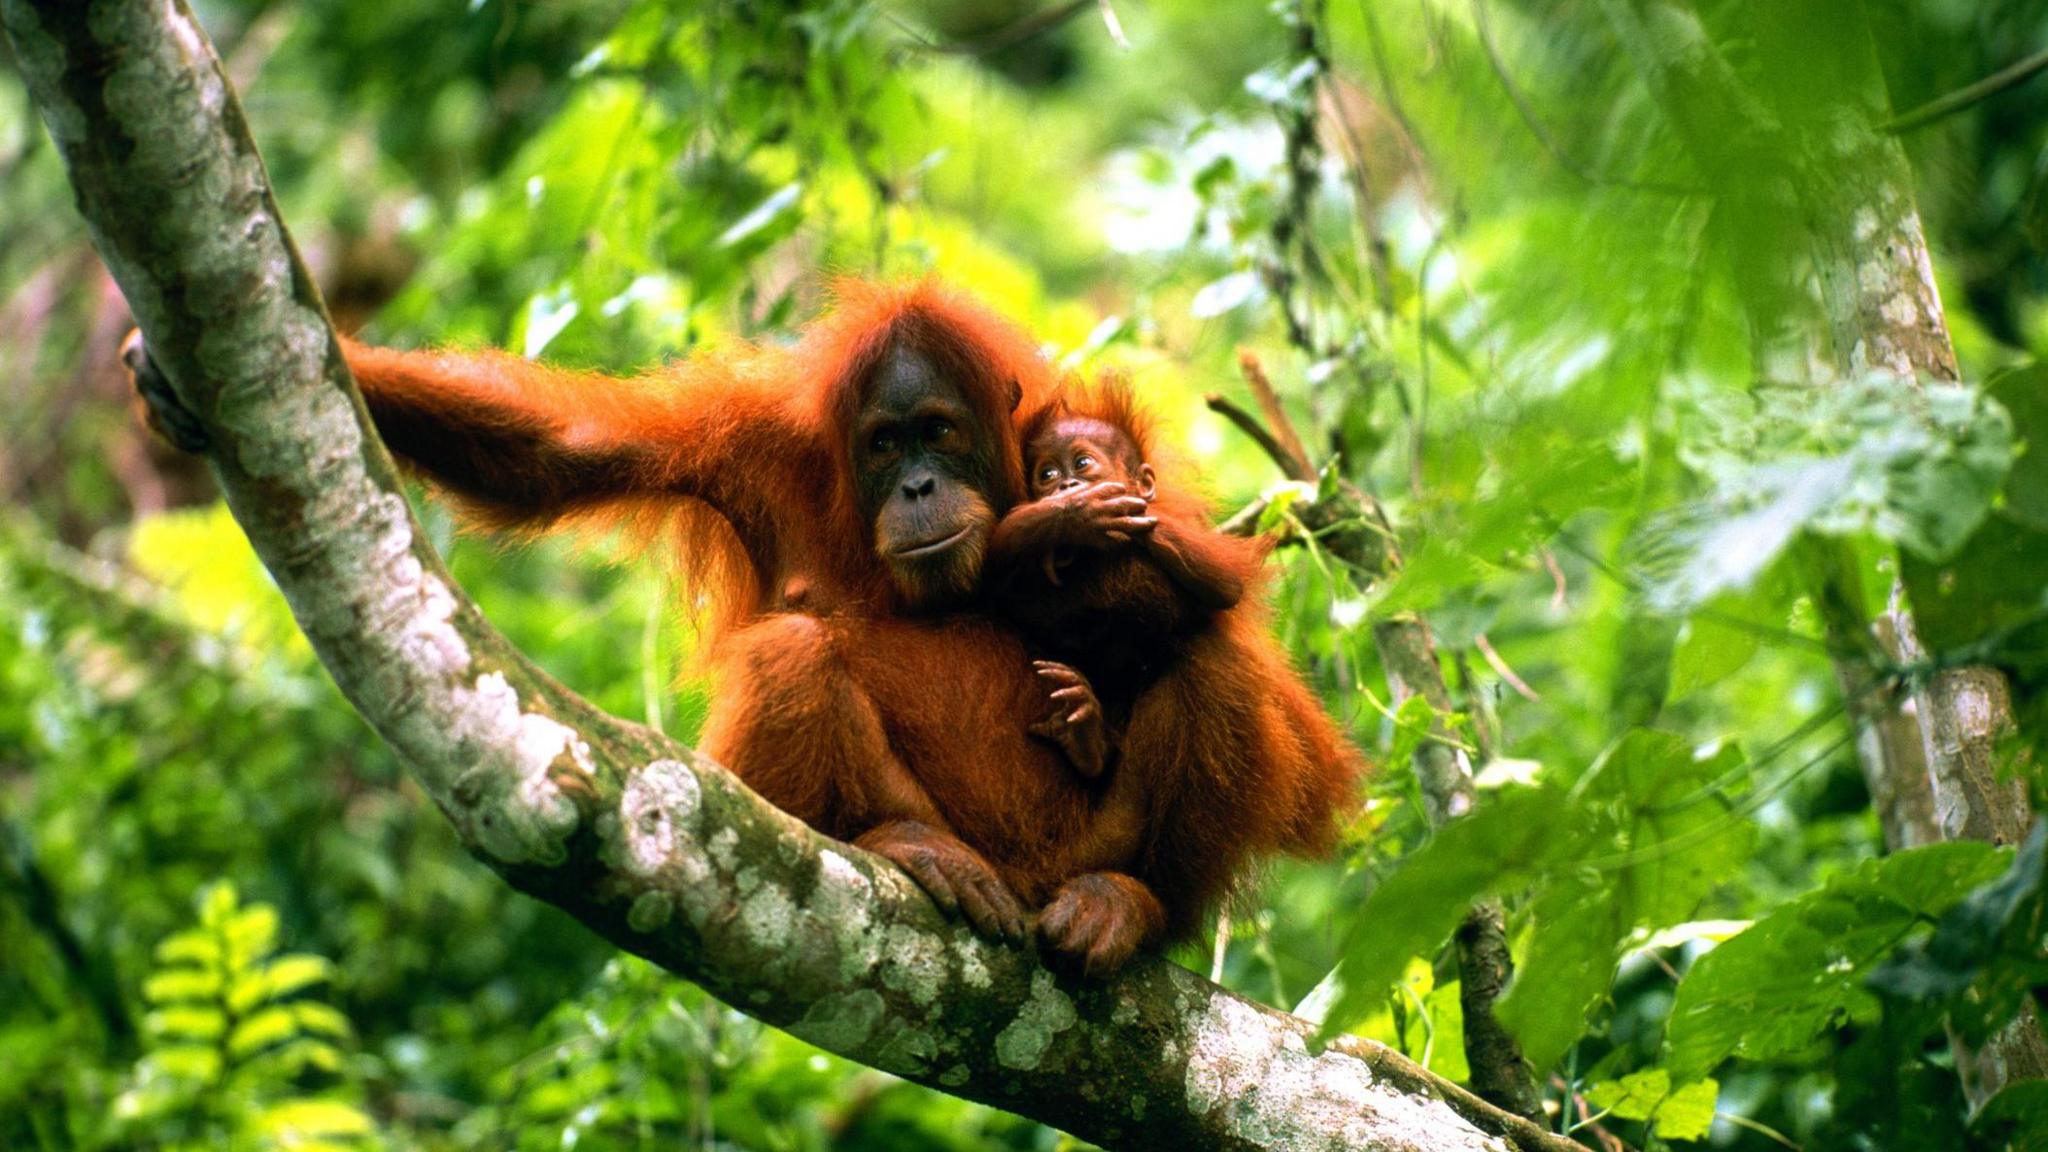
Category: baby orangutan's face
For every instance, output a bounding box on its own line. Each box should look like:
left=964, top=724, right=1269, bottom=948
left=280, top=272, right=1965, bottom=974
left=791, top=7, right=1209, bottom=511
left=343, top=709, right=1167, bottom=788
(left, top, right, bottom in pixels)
left=1026, top=417, right=1155, bottom=502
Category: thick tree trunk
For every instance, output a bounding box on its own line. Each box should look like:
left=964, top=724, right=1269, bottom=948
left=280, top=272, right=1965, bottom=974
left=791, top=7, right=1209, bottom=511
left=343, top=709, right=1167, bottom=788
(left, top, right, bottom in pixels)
left=1598, top=0, right=2046, bottom=1107
left=0, top=2, right=1582, bottom=1148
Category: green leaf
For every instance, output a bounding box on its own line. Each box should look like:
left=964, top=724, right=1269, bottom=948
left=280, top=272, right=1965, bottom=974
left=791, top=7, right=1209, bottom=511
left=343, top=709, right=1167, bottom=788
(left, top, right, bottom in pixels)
left=142, top=967, right=221, bottom=1004
left=1586, top=1067, right=1671, bottom=1121
left=1640, top=375, right=2014, bottom=609
left=1655, top=1077, right=1720, bottom=1141
left=1902, top=513, right=2048, bottom=672
left=147, top=1044, right=224, bottom=1084
left=255, top=1098, right=374, bottom=1140
left=293, top=1002, right=354, bottom=1040
left=154, top=929, right=219, bottom=968
left=1496, top=874, right=1621, bottom=1072
left=1870, top=821, right=2048, bottom=1047
left=1668, top=611, right=1761, bottom=701
left=1987, top=365, right=2048, bottom=532
left=265, top=1037, right=346, bottom=1077
left=1417, top=981, right=1469, bottom=1081
left=1664, top=841, right=2009, bottom=1080
left=146, top=1006, right=226, bottom=1041
left=259, top=953, right=335, bottom=1002
left=1583, top=1070, right=1719, bottom=1140
left=224, top=904, right=279, bottom=971
left=1974, top=1080, right=2048, bottom=1152
left=1385, top=693, right=1437, bottom=774
left=228, top=1006, right=299, bottom=1059
left=1314, top=786, right=1574, bottom=1042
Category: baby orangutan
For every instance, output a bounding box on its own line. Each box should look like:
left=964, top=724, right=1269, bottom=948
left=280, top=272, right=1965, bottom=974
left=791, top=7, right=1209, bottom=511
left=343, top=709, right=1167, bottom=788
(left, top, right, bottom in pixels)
left=986, top=381, right=1286, bottom=956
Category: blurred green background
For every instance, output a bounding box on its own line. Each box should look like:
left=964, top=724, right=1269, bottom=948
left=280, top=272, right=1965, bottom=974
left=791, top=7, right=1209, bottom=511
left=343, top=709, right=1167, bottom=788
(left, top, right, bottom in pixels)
left=5, top=1, right=2048, bottom=1148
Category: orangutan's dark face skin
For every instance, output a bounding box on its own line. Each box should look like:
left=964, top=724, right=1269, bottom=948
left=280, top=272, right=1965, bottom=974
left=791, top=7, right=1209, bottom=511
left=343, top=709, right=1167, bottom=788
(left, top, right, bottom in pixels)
left=1026, top=416, right=1155, bottom=503
left=854, top=345, right=1004, bottom=607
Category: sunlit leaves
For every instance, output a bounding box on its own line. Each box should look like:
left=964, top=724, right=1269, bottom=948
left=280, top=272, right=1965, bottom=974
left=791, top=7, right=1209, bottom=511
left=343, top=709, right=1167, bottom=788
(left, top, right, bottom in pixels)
left=1638, top=374, right=2014, bottom=611
left=1332, top=959, right=1470, bottom=1080
left=1583, top=1069, right=1719, bottom=1142
left=118, top=883, right=372, bottom=1146
left=1318, top=730, right=1754, bottom=1069
left=1664, top=841, right=2009, bottom=1081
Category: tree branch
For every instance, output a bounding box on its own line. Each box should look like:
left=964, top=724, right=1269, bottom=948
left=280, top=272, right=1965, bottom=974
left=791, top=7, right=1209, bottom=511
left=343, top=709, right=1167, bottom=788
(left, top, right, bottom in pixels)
left=0, top=2, right=1579, bottom=1148
left=1881, top=44, right=2048, bottom=134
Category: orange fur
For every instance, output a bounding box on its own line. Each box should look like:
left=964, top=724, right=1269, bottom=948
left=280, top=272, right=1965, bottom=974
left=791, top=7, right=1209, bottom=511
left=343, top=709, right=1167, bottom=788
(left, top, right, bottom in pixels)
left=998, top=376, right=1364, bottom=938
left=342, top=280, right=1358, bottom=962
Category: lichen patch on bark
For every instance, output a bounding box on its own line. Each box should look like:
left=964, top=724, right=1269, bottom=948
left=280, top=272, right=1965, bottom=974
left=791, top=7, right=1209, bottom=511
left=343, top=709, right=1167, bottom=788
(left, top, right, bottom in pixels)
left=1184, top=992, right=1510, bottom=1152
left=995, top=970, right=1077, bottom=1071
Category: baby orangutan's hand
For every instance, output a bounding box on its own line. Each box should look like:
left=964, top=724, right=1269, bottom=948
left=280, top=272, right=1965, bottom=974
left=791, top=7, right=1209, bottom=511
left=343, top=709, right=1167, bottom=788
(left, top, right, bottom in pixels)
left=1028, top=660, right=1108, bottom=778
left=1050, top=481, right=1155, bottom=549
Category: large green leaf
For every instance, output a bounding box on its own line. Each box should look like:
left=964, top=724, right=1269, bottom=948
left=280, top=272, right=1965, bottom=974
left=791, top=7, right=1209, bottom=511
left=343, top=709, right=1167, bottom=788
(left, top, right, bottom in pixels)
left=1312, top=786, right=1573, bottom=1043
left=1871, top=821, right=2048, bottom=1044
left=1494, top=874, right=1622, bottom=1072
left=1664, top=841, right=2009, bottom=1080
left=1975, top=1081, right=2048, bottom=1152
left=1495, top=732, right=1753, bottom=1069
left=1905, top=365, right=2048, bottom=677
left=1583, top=1069, right=1719, bottom=1141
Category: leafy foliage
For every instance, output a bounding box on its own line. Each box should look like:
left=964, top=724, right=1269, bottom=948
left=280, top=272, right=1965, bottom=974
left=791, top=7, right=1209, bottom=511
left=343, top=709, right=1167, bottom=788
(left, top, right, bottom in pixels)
left=6, top=0, right=2048, bottom=1148
left=118, top=883, right=376, bottom=1151
left=1664, top=841, right=2008, bottom=1081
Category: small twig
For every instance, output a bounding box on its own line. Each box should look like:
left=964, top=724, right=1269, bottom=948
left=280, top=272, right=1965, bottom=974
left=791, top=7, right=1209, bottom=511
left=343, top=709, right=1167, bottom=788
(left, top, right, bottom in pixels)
left=1235, top=350, right=1316, bottom=481
left=1539, top=546, right=1568, bottom=610
left=1219, top=495, right=1272, bottom=538
left=1473, top=632, right=1540, bottom=701
left=1209, top=906, right=1232, bottom=982
left=1359, top=684, right=1478, bottom=754
left=1883, top=44, right=2048, bottom=133
left=1207, top=393, right=1316, bottom=484
left=1715, top=1111, right=1803, bottom=1151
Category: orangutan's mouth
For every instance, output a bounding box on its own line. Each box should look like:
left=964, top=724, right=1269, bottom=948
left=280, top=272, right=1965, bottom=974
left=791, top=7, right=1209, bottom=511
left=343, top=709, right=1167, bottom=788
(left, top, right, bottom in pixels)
left=892, top=526, right=973, bottom=558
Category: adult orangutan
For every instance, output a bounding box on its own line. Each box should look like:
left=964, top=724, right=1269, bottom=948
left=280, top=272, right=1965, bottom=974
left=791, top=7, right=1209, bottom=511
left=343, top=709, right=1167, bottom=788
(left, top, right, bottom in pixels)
left=128, top=280, right=1357, bottom=973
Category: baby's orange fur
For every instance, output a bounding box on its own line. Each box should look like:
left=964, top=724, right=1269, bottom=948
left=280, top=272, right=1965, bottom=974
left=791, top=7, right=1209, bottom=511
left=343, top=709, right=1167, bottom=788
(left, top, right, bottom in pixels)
left=341, top=279, right=1358, bottom=965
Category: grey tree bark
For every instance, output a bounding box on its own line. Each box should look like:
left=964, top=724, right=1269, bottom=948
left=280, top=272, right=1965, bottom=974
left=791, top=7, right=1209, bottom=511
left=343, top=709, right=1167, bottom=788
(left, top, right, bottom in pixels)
left=1595, top=0, right=2045, bottom=1107
left=0, top=1, right=1582, bottom=1148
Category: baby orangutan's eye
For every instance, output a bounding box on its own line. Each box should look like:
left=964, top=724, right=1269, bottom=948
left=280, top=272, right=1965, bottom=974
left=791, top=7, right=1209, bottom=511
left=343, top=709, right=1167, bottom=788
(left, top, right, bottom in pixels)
left=1073, top=454, right=1095, bottom=472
